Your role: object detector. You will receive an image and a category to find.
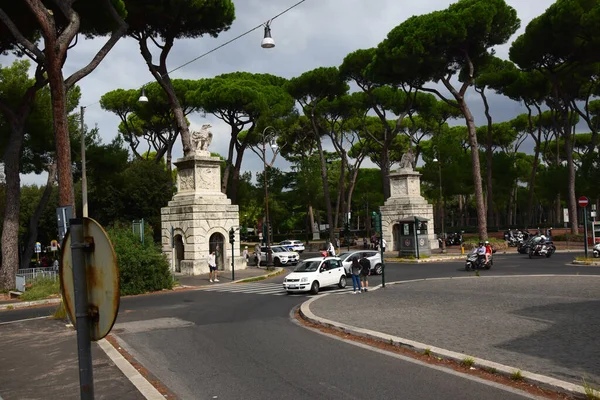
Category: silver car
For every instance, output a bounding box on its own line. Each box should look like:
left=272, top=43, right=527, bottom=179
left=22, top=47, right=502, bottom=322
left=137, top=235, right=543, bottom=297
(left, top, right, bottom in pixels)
left=338, top=250, right=383, bottom=275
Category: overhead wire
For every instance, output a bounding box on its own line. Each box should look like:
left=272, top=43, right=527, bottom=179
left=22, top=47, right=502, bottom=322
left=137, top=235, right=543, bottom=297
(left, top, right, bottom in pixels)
left=83, top=0, right=307, bottom=108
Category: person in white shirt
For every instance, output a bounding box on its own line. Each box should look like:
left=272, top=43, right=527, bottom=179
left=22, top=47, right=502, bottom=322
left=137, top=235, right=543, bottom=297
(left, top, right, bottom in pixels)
left=208, top=250, right=219, bottom=282
left=242, top=246, right=249, bottom=262
left=327, top=240, right=336, bottom=256
left=381, top=238, right=387, bottom=253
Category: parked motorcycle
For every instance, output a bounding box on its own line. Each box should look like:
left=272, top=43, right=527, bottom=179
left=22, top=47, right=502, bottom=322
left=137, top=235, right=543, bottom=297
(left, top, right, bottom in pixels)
left=445, top=232, right=463, bottom=246
left=593, top=243, right=600, bottom=258
left=465, top=248, right=496, bottom=271
left=528, top=240, right=556, bottom=258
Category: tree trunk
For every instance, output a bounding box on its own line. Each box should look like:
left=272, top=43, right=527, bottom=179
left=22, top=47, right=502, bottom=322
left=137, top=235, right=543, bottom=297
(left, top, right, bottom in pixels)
left=460, top=101, right=488, bottom=240
left=308, top=205, right=316, bottom=236
left=380, top=144, right=391, bottom=200
left=138, top=38, right=192, bottom=156
left=480, top=89, right=494, bottom=228
left=21, top=162, right=57, bottom=270
left=229, top=147, right=246, bottom=205
left=0, top=120, right=24, bottom=290
left=47, top=58, right=75, bottom=209
left=334, top=154, right=346, bottom=231
left=564, top=133, right=578, bottom=234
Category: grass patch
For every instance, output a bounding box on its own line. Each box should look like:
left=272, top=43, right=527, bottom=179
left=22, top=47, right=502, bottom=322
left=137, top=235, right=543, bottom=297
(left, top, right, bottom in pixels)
left=424, top=348, right=431, bottom=357
left=238, top=276, right=267, bottom=283
left=510, top=369, right=524, bottom=381
left=21, top=278, right=60, bottom=301
left=461, top=356, right=475, bottom=368
left=475, top=270, right=480, bottom=277
left=583, top=378, right=600, bottom=400
left=485, top=367, right=497, bottom=374
left=6, top=305, right=14, bottom=310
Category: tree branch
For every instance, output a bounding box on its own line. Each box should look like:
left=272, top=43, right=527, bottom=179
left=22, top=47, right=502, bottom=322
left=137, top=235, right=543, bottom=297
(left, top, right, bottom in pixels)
left=0, top=7, right=45, bottom=61
left=64, top=0, right=128, bottom=88
left=419, top=86, right=459, bottom=107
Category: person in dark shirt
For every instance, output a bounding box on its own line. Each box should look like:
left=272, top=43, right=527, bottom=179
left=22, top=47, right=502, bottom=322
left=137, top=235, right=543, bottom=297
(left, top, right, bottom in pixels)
left=359, top=254, right=371, bottom=292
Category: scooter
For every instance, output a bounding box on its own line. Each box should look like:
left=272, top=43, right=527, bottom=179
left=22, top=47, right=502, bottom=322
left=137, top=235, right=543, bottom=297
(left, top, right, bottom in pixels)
left=528, top=241, right=556, bottom=258
left=593, top=243, right=600, bottom=258
left=465, top=249, right=495, bottom=271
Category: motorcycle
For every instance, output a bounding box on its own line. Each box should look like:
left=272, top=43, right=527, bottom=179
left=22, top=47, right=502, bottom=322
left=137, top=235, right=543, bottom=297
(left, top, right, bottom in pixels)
left=593, top=243, right=600, bottom=258
left=465, top=248, right=496, bottom=271
left=528, top=241, right=556, bottom=258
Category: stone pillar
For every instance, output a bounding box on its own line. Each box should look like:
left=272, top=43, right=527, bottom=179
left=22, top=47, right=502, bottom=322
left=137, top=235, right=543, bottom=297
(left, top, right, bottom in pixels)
left=161, top=152, right=245, bottom=275
left=379, top=168, right=437, bottom=254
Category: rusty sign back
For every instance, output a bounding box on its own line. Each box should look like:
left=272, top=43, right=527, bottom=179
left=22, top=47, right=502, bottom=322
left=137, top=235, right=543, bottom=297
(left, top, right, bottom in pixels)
left=60, top=217, right=120, bottom=341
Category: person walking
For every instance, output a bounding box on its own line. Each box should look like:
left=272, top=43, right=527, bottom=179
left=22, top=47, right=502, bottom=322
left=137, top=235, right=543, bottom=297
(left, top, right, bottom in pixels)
left=243, top=246, right=249, bottom=262
left=359, top=254, right=370, bottom=292
left=208, top=250, right=219, bottom=282
left=381, top=237, right=387, bottom=253
left=350, top=256, right=362, bottom=294
left=327, top=240, right=336, bottom=256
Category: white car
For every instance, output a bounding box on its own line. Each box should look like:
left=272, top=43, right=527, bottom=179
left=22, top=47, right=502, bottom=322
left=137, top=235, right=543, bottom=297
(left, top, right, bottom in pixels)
left=283, top=257, right=346, bottom=294
left=338, top=250, right=383, bottom=275
left=255, top=246, right=300, bottom=266
left=279, top=240, right=305, bottom=253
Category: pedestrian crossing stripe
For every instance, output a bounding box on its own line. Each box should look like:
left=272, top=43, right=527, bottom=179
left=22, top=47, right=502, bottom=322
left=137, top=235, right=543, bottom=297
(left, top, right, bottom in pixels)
left=202, top=283, right=287, bottom=295
left=200, top=282, right=352, bottom=296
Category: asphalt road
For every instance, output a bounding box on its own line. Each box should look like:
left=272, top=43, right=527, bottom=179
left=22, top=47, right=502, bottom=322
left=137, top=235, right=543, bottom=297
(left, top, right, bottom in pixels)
left=1, top=252, right=595, bottom=399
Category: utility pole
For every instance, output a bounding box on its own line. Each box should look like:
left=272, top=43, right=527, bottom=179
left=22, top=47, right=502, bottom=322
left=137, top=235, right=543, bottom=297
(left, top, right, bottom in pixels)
left=80, top=106, right=88, bottom=218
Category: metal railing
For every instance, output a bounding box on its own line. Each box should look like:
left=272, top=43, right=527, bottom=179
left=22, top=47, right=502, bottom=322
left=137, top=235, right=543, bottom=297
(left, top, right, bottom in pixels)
left=16, top=267, right=59, bottom=284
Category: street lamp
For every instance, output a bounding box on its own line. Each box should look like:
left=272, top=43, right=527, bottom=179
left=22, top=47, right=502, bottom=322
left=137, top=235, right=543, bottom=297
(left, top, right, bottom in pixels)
left=261, top=21, right=275, bottom=49
left=434, top=149, right=446, bottom=253
left=138, top=87, right=148, bottom=102
left=261, top=126, right=279, bottom=268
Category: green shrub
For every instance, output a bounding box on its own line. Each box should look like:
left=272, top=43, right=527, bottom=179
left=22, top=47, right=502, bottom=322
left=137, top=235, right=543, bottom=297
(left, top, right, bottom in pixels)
left=106, top=222, right=173, bottom=296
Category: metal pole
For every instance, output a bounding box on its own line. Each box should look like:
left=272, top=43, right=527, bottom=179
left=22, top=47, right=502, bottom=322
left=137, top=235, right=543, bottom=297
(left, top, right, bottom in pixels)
left=263, top=136, right=272, bottom=269
left=231, top=236, right=235, bottom=281
left=438, top=158, right=446, bottom=253
left=70, top=218, right=94, bottom=399
left=379, top=212, right=385, bottom=288
left=583, top=206, right=589, bottom=258
left=414, top=216, right=420, bottom=259
left=80, top=107, right=88, bottom=218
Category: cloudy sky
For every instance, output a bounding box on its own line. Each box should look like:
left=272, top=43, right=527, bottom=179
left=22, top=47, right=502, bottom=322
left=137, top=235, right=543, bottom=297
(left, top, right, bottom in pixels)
left=3, top=0, right=557, bottom=185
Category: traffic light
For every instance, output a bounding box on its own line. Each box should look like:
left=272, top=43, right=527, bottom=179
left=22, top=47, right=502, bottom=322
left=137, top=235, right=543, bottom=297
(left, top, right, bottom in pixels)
left=229, top=228, right=235, bottom=244
left=372, top=211, right=381, bottom=233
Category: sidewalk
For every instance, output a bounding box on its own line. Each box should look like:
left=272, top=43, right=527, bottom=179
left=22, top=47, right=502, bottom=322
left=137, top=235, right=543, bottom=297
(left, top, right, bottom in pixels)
left=175, top=266, right=283, bottom=287
left=300, top=275, right=600, bottom=398
left=0, top=318, right=146, bottom=400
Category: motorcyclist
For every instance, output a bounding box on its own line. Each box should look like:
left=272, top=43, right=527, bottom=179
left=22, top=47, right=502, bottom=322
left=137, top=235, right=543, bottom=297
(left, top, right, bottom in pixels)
left=484, top=240, right=492, bottom=263
left=476, top=241, right=486, bottom=267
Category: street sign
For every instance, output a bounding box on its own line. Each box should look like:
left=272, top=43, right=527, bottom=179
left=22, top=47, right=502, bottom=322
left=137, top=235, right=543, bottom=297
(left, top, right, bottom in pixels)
left=578, top=196, right=589, bottom=207
left=60, top=217, right=120, bottom=341
left=50, top=240, right=58, bottom=252
left=56, top=206, right=73, bottom=244
left=35, top=242, right=42, bottom=254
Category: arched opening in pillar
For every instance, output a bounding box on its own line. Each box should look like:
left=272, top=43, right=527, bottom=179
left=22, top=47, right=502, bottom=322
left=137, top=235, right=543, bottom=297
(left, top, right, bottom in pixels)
left=174, top=234, right=184, bottom=273
left=209, top=233, right=225, bottom=270
left=392, top=224, right=400, bottom=252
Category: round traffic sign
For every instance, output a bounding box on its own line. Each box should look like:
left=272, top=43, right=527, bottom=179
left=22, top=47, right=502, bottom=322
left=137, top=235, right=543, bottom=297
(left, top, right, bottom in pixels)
left=60, top=218, right=119, bottom=341
left=578, top=196, right=589, bottom=208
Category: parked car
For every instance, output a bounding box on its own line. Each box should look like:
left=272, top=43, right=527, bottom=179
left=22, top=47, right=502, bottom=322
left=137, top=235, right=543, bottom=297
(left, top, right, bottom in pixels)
left=254, top=245, right=300, bottom=266
left=279, top=239, right=305, bottom=253
left=337, top=250, right=383, bottom=275
left=282, top=256, right=346, bottom=294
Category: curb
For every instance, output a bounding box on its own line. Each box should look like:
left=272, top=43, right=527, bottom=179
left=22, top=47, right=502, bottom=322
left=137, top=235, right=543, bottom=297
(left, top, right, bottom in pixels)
left=97, top=338, right=165, bottom=400
left=299, top=277, right=594, bottom=399
left=234, top=267, right=284, bottom=282
left=571, top=260, right=600, bottom=266
left=0, top=297, right=61, bottom=311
